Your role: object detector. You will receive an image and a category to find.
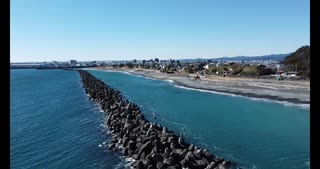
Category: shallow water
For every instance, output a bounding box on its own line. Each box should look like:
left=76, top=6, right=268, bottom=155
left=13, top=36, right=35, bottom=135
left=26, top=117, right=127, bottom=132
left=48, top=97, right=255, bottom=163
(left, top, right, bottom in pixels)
left=88, top=70, right=310, bottom=169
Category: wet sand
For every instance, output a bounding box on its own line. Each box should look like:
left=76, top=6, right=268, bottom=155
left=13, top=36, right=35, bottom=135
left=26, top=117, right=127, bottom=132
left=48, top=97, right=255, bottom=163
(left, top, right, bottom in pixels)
left=91, top=67, right=310, bottom=104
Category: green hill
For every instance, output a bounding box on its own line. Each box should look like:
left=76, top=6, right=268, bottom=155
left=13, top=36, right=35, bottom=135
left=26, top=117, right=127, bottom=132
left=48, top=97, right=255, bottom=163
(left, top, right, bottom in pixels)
left=283, top=45, right=310, bottom=77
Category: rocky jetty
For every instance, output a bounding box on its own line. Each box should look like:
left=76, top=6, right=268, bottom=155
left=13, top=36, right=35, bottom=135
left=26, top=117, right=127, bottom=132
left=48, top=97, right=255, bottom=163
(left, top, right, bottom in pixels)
left=78, top=70, right=237, bottom=169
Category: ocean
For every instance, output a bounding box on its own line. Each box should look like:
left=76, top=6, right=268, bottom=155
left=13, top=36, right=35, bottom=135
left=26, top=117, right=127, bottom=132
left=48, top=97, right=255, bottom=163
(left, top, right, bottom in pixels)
left=10, top=69, right=310, bottom=169
left=10, top=69, right=127, bottom=169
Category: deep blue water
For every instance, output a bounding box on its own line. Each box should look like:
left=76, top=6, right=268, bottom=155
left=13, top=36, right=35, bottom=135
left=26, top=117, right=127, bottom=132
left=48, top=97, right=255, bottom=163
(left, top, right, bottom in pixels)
left=88, top=70, right=310, bottom=169
left=10, top=69, right=310, bottom=169
left=10, top=69, right=127, bottom=169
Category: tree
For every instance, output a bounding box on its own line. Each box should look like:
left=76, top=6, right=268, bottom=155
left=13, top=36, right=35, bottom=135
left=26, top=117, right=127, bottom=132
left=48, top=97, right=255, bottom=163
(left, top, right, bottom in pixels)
left=127, top=62, right=133, bottom=68
left=151, top=62, right=157, bottom=69
left=231, top=64, right=243, bottom=75
left=176, top=60, right=181, bottom=66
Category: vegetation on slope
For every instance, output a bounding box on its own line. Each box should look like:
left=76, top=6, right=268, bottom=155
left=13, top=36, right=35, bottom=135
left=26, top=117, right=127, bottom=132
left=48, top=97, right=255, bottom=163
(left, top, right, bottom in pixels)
left=283, top=45, right=310, bottom=77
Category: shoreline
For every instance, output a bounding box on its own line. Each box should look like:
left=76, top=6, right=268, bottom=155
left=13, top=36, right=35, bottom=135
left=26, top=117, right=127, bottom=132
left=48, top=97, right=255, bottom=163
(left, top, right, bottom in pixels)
left=173, top=81, right=309, bottom=104
left=78, top=70, right=237, bottom=169
left=88, top=67, right=310, bottom=105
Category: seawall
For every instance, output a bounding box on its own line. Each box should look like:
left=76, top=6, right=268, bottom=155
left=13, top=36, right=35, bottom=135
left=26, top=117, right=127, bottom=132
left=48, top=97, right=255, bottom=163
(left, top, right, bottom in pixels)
left=77, top=70, right=236, bottom=169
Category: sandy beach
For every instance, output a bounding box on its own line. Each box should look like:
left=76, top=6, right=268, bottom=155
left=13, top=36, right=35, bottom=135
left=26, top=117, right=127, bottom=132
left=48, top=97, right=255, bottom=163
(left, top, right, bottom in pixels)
left=91, top=67, right=310, bottom=104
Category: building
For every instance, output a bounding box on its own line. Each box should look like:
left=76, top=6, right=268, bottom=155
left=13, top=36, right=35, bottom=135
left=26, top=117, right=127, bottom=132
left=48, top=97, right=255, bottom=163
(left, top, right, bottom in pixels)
left=276, top=63, right=284, bottom=71
left=203, top=64, right=209, bottom=70
left=70, top=60, right=77, bottom=66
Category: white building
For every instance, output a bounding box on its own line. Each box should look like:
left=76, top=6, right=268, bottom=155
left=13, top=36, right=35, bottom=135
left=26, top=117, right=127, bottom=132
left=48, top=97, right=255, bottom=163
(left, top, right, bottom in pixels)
left=203, top=64, right=209, bottom=69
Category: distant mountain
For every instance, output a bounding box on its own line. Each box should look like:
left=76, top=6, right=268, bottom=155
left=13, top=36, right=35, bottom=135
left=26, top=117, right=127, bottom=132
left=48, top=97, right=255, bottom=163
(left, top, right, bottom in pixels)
left=283, top=45, right=310, bottom=77
left=213, top=54, right=289, bottom=61
left=180, top=53, right=289, bottom=63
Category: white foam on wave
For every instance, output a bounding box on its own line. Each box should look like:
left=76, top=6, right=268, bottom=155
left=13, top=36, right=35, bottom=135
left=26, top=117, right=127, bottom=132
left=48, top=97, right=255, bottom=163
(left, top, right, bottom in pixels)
left=305, top=158, right=310, bottom=168
left=279, top=157, right=289, bottom=161
left=116, top=72, right=309, bottom=110
left=157, top=116, right=191, bottom=136
left=149, top=108, right=157, bottom=119
left=159, top=116, right=187, bottom=128
left=248, top=97, right=310, bottom=109
left=114, top=156, right=135, bottom=169
left=165, top=79, right=174, bottom=83
left=174, top=84, right=238, bottom=97
left=98, top=140, right=110, bottom=149
left=173, top=84, right=310, bottom=110
left=120, top=71, right=132, bottom=75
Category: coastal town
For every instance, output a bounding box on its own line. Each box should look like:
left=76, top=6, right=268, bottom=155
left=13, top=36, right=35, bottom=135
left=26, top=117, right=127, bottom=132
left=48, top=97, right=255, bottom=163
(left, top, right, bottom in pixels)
left=10, top=46, right=310, bottom=104
left=11, top=46, right=310, bottom=81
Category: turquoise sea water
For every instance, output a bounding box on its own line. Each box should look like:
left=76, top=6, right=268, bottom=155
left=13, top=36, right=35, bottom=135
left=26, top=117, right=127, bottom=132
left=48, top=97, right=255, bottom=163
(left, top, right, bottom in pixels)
left=10, top=69, right=310, bottom=169
left=88, top=70, right=310, bottom=169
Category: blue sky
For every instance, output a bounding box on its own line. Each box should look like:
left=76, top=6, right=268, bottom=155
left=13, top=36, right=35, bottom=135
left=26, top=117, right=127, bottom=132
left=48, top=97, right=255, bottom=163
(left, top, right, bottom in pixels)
left=11, top=0, right=310, bottom=62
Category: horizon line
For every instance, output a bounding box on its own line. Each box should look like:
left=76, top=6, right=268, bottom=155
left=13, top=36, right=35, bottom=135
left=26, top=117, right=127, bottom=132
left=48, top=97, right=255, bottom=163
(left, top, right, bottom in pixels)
left=10, top=52, right=292, bottom=63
